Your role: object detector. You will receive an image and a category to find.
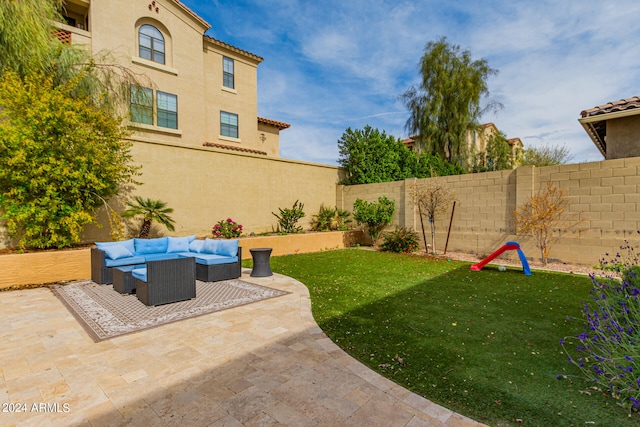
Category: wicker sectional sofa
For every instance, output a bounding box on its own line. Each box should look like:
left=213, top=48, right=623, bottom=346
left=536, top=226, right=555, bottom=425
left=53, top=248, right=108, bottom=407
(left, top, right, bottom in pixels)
left=91, top=236, right=242, bottom=284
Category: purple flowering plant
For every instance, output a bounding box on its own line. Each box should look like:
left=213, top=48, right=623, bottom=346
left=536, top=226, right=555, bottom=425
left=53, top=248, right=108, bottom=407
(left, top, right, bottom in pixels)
left=562, top=239, right=640, bottom=411
left=212, top=218, right=243, bottom=239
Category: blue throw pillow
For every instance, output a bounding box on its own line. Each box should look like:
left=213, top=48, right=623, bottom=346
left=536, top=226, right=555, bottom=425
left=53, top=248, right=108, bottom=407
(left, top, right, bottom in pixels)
left=217, top=239, right=238, bottom=257
left=96, top=238, right=135, bottom=254
left=103, top=244, right=133, bottom=260
left=167, top=236, right=190, bottom=253
left=189, top=239, right=204, bottom=253
left=187, top=234, right=197, bottom=243
left=134, top=237, right=169, bottom=254
left=202, top=238, right=220, bottom=254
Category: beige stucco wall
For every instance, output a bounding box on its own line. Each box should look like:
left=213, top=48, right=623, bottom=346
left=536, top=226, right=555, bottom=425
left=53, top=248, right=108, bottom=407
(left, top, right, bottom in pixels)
left=81, top=140, right=343, bottom=242
left=606, top=116, right=640, bottom=159
left=337, top=158, right=640, bottom=267
left=62, top=0, right=272, bottom=154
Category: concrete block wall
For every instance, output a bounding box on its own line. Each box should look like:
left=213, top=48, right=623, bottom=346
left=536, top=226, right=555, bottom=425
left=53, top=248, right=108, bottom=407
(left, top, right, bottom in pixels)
left=337, top=157, right=640, bottom=267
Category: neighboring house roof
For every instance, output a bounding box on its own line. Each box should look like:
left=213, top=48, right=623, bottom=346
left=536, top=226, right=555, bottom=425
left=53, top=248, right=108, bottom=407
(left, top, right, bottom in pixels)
left=579, top=96, right=640, bottom=157
left=203, top=142, right=267, bottom=156
left=204, top=35, right=263, bottom=63
left=258, top=117, right=291, bottom=130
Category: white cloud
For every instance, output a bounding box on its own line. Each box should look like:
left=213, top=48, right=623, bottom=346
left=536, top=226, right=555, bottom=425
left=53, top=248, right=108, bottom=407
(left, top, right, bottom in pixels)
left=184, top=0, right=640, bottom=165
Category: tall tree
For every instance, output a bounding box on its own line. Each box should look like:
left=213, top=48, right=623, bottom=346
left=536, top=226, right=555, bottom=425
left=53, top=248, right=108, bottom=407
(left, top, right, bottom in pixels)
left=400, top=37, right=500, bottom=166
left=337, top=126, right=465, bottom=185
left=0, top=0, right=63, bottom=77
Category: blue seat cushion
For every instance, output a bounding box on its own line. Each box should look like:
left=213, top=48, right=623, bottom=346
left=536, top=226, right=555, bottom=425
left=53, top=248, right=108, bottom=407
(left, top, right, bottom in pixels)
left=142, top=253, right=181, bottom=262
left=167, top=236, right=192, bottom=253
left=131, top=268, right=147, bottom=282
left=102, top=244, right=133, bottom=260
left=96, top=239, right=135, bottom=254
left=217, top=239, right=238, bottom=257
left=105, top=256, right=146, bottom=267
left=134, top=237, right=169, bottom=255
left=193, top=254, right=238, bottom=266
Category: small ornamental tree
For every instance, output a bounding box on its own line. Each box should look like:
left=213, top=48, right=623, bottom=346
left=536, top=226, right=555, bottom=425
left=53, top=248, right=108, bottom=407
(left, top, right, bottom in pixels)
left=412, top=179, right=454, bottom=253
left=121, top=197, right=175, bottom=238
left=513, top=182, right=586, bottom=265
left=353, top=196, right=395, bottom=247
left=0, top=71, right=138, bottom=249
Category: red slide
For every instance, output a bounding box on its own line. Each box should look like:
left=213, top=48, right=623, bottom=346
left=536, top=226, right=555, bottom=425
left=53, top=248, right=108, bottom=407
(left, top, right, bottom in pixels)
left=470, top=242, right=521, bottom=271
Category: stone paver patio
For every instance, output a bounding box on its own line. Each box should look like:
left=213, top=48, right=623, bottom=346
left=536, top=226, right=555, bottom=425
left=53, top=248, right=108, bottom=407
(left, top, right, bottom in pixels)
left=0, top=269, right=487, bottom=426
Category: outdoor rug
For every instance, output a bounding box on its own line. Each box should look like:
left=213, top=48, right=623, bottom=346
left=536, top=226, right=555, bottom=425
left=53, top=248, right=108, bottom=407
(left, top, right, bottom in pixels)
left=51, top=279, right=290, bottom=342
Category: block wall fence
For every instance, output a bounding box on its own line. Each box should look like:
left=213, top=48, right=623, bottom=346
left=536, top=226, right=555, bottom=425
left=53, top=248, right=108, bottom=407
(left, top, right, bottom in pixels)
left=337, top=157, right=640, bottom=267
left=2, top=138, right=639, bottom=269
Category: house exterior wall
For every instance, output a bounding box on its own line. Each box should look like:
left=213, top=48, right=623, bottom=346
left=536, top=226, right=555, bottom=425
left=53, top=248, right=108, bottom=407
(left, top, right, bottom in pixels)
left=60, top=0, right=273, bottom=154
left=606, top=116, right=640, bottom=159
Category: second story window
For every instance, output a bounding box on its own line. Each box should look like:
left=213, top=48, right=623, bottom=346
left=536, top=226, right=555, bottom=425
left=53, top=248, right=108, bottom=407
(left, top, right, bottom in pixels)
left=157, top=91, right=178, bottom=129
left=139, top=24, right=165, bottom=64
left=223, top=57, right=234, bottom=89
left=130, top=86, right=153, bottom=125
left=131, top=86, right=178, bottom=130
left=220, top=112, right=238, bottom=138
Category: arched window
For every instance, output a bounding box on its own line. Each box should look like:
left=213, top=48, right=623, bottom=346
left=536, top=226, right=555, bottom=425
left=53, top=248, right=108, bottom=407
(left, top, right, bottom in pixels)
left=139, top=24, right=165, bottom=64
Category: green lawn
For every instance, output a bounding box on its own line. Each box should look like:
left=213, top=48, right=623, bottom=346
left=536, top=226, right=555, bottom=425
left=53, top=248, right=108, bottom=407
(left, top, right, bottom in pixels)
left=249, top=249, right=640, bottom=426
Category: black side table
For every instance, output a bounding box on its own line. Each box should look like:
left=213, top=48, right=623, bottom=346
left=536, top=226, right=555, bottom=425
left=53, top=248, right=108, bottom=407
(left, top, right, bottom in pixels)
left=113, top=264, right=145, bottom=294
left=250, top=248, right=273, bottom=277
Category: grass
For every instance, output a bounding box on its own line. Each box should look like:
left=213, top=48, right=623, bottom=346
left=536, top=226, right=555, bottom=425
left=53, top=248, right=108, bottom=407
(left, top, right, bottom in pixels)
left=250, top=249, right=640, bottom=427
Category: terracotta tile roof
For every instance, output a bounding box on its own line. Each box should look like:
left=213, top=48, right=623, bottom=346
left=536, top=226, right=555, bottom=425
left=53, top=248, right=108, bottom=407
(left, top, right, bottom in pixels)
left=204, top=36, right=263, bottom=62
left=578, top=96, right=640, bottom=158
left=580, top=96, right=640, bottom=118
left=258, top=117, right=291, bottom=130
left=203, top=142, right=267, bottom=156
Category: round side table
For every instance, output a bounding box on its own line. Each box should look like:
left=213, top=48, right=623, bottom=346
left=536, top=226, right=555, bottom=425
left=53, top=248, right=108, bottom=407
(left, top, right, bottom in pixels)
left=250, top=248, right=273, bottom=277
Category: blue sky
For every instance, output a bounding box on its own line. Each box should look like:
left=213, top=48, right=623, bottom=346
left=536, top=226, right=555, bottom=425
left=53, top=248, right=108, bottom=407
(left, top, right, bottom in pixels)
left=181, top=0, right=640, bottom=166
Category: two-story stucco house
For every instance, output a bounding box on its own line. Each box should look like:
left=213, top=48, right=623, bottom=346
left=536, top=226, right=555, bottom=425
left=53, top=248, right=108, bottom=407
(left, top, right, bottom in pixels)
left=57, top=0, right=288, bottom=157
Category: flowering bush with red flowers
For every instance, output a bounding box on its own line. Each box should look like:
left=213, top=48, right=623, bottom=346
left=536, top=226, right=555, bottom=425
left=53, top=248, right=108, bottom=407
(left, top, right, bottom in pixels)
left=212, top=218, right=243, bottom=239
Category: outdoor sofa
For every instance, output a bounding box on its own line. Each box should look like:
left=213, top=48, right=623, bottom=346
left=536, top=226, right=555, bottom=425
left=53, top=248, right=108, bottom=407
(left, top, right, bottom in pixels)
left=91, top=236, right=242, bottom=285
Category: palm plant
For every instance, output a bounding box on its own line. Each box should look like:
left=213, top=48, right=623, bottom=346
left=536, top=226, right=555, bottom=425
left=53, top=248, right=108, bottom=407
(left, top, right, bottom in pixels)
left=121, top=196, right=175, bottom=238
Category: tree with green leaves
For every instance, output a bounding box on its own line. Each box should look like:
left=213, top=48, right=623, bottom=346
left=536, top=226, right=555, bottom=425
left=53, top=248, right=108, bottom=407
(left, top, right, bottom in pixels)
left=0, top=71, right=139, bottom=249
left=473, top=131, right=520, bottom=172
left=353, top=196, right=395, bottom=247
left=121, top=197, right=175, bottom=238
left=337, top=126, right=465, bottom=185
left=0, top=0, right=63, bottom=77
left=520, top=144, right=574, bottom=167
left=400, top=37, right=501, bottom=166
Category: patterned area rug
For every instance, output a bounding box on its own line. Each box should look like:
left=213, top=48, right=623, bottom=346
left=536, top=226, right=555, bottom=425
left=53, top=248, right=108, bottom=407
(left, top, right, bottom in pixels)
left=51, top=279, right=289, bottom=342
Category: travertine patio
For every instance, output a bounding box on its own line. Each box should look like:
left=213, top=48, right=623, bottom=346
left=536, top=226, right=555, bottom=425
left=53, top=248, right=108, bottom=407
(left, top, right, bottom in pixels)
left=0, top=269, right=486, bottom=426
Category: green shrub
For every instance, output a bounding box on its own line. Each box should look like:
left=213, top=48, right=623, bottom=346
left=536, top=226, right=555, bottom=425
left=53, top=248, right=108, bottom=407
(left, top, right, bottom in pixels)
left=310, top=204, right=351, bottom=231
left=272, top=200, right=305, bottom=233
left=381, top=227, right=420, bottom=253
left=0, top=71, right=137, bottom=249
left=353, top=196, right=395, bottom=246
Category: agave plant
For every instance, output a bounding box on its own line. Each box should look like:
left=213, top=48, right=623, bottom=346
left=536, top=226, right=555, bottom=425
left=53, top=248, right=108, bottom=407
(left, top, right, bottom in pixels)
left=121, top=196, right=175, bottom=238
